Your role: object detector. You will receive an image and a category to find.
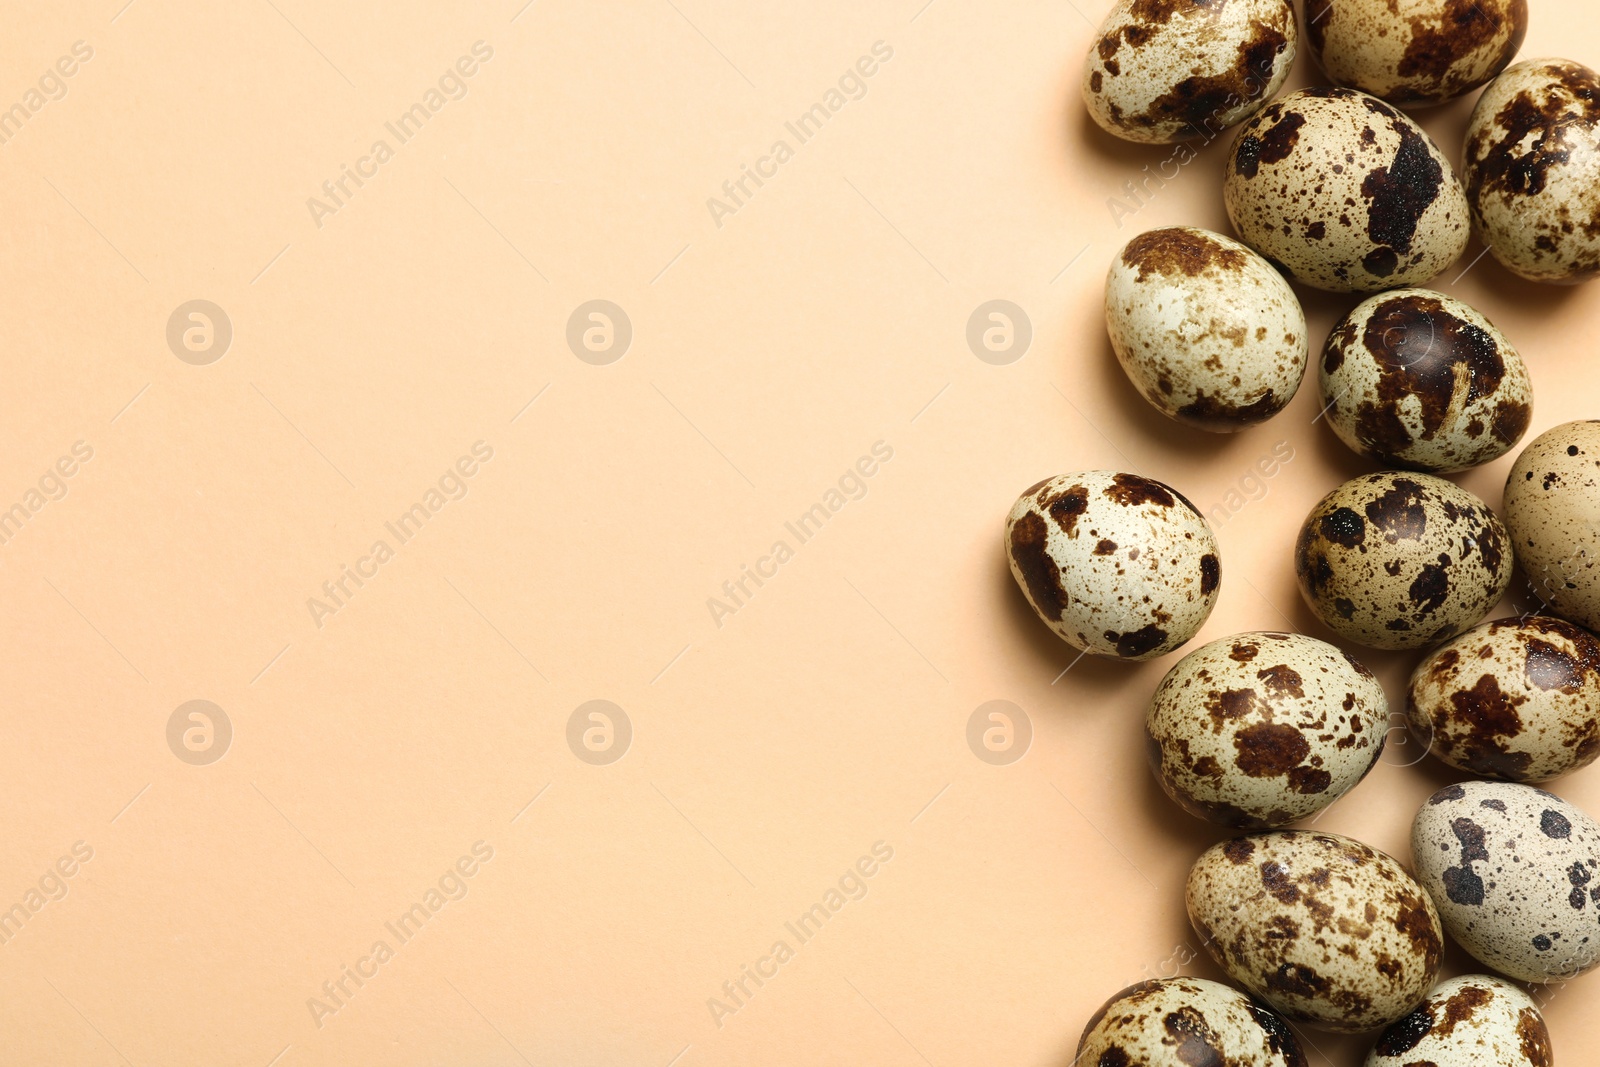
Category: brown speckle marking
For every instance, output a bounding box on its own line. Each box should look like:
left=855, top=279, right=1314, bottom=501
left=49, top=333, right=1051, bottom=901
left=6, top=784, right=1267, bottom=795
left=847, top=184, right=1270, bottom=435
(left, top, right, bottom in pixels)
left=1119, top=227, right=1248, bottom=282
left=1009, top=513, right=1069, bottom=622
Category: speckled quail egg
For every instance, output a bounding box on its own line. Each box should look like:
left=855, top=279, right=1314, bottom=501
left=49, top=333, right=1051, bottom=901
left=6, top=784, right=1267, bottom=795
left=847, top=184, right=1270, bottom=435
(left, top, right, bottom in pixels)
left=1506, top=421, right=1600, bottom=630
left=1188, top=831, right=1444, bottom=1032
left=1365, top=974, right=1552, bottom=1067
left=1146, top=632, right=1387, bottom=828
left=1305, top=0, right=1528, bottom=107
left=1224, top=87, right=1471, bottom=291
left=1082, top=0, right=1298, bottom=144
left=1107, top=227, right=1309, bottom=432
left=1465, top=59, right=1600, bottom=284
left=1320, top=288, right=1532, bottom=471
left=1006, top=472, right=1219, bottom=660
left=1077, top=976, right=1308, bottom=1067
left=1294, top=472, right=1514, bottom=650
left=1408, top=615, right=1600, bottom=782
left=1412, top=780, right=1600, bottom=981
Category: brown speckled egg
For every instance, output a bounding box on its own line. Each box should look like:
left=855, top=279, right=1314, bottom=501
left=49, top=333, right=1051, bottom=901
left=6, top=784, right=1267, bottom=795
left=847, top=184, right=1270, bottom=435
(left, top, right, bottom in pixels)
left=1408, top=616, right=1600, bottom=782
left=1078, top=977, right=1308, bottom=1067
left=1320, top=288, right=1532, bottom=472
left=1294, top=472, right=1513, bottom=650
left=1365, top=974, right=1552, bottom=1067
left=1412, top=780, right=1600, bottom=982
left=1005, top=472, right=1219, bottom=660
left=1107, top=227, right=1308, bottom=432
left=1464, top=59, right=1600, bottom=284
left=1505, top=421, right=1600, bottom=630
left=1224, top=88, right=1470, bottom=291
left=1305, top=0, right=1527, bottom=107
left=1082, top=0, right=1298, bottom=144
left=1147, top=632, right=1387, bottom=828
left=1188, top=831, right=1444, bottom=1032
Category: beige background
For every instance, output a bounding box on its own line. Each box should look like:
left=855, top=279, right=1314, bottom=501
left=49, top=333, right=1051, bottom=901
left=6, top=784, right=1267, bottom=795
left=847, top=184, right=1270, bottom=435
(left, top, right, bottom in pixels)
left=2, top=1, right=1598, bottom=1063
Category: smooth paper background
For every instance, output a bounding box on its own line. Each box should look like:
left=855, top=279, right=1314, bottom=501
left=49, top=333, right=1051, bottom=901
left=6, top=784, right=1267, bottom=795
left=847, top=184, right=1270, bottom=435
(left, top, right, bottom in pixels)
left=2, top=1, right=1598, bottom=1064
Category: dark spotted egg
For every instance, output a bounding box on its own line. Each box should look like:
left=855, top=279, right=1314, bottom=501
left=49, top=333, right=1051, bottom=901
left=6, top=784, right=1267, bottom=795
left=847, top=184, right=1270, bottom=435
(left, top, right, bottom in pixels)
left=1082, top=0, right=1298, bottom=144
left=1320, top=288, right=1532, bottom=472
left=1412, top=780, right=1600, bottom=982
left=1293, top=472, right=1513, bottom=650
left=1187, top=831, right=1444, bottom=1032
left=1223, top=87, right=1470, bottom=291
left=1107, top=227, right=1309, bottom=432
left=1306, top=0, right=1527, bottom=108
left=1465, top=59, right=1600, bottom=284
left=1005, top=471, right=1219, bottom=661
left=1505, top=421, right=1600, bottom=631
left=1077, top=976, right=1308, bottom=1067
left=1146, top=632, right=1386, bottom=828
left=1365, top=974, right=1553, bottom=1067
left=1408, top=616, right=1600, bottom=782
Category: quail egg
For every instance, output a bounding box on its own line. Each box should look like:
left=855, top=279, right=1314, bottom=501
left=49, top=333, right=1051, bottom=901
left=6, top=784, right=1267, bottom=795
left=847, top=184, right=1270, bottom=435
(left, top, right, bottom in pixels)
left=1083, top=0, right=1298, bottom=144
left=1078, top=976, right=1308, bottom=1067
left=1147, top=631, right=1387, bottom=828
left=1294, top=472, right=1513, bottom=650
left=1320, top=287, right=1532, bottom=471
left=1107, top=227, right=1309, bottom=432
left=1224, top=87, right=1471, bottom=291
left=1412, top=779, right=1600, bottom=981
left=1188, top=831, right=1444, bottom=1032
left=1365, top=974, right=1552, bottom=1067
left=1305, top=0, right=1527, bottom=107
left=1505, top=420, right=1600, bottom=630
left=1464, top=59, right=1600, bottom=283
left=1006, top=472, right=1219, bottom=660
left=1408, top=615, right=1600, bottom=782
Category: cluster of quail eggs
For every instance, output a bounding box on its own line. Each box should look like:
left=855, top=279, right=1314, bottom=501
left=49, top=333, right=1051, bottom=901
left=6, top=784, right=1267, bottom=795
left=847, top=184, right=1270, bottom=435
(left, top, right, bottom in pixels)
left=1005, top=0, right=1600, bottom=1061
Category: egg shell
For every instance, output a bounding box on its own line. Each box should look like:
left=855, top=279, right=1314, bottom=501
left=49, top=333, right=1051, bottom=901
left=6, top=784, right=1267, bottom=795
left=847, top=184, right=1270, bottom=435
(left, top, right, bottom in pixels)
left=1223, top=87, right=1471, bottom=291
left=1365, top=974, right=1552, bottom=1067
left=1107, top=227, right=1309, bottom=432
left=1187, top=831, right=1444, bottom=1032
left=1465, top=59, right=1600, bottom=284
left=1320, top=288, right=1532, bottom=472
left=1305, top=0, right=1527, bottom=107
left=1146, top=631, right=1387, bottom=828
left=1505, top=420, right=1600, bottom=631
left=1005, top=472, right=1219, bottom=660
left=1408, top=615, right=1600, bottom=782
left=1082, top=0, right=1298, bottom=144
left=1077, top=976, right=1309, bottom=1066
left=1412, top=780, right=1600, bottom=981
left=1294, top=472, right=1513, bottom=650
